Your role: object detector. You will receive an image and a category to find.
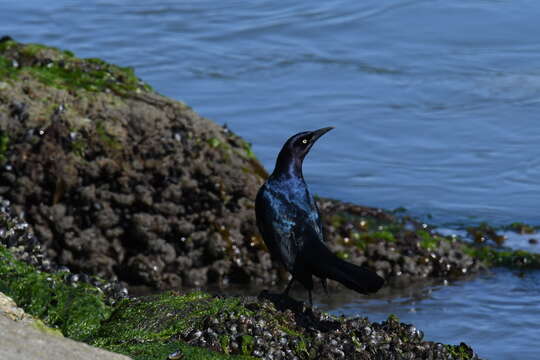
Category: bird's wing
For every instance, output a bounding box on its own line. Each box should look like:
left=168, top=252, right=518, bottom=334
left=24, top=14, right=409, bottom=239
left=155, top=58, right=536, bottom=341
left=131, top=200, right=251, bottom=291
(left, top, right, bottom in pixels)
left=308, top=194, right=325, bottom=242
left=256, top=183, right=327, bottom=272
left=256, top=186, right=302, bottom=272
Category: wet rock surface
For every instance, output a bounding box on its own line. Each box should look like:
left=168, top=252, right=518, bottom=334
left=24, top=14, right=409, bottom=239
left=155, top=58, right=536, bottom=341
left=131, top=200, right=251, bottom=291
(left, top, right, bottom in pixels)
left=3, top=228, right=479, bottom=360
left=0, top=197, right=128, bottom=303
left=316, top=199, right=485, bottom=287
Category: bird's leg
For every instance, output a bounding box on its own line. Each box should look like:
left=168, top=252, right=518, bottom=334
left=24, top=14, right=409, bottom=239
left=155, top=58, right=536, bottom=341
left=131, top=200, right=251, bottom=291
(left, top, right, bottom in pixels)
left=321, top=279, right=328, bottom=295
left=282, top=278, right=294, bottom=296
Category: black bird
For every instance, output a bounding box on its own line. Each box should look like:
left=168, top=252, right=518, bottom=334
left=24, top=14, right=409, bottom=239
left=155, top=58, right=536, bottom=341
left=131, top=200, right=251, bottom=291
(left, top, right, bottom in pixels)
left=255, top=127, right=384, bottom=306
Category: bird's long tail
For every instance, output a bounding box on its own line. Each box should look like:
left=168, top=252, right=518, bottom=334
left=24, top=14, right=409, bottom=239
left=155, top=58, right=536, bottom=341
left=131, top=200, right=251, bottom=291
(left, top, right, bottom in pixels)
left=307, top=241, right=384, bottom=294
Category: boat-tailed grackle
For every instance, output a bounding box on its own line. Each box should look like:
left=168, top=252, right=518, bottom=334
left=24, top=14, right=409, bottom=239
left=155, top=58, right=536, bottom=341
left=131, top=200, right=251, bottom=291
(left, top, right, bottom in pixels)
left=255, top=127, right=384, bottom=306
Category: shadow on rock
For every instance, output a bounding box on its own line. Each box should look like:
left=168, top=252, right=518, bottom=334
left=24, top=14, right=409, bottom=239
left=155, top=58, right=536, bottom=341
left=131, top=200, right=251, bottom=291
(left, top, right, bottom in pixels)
left=258, top=290, right=341, bottom=333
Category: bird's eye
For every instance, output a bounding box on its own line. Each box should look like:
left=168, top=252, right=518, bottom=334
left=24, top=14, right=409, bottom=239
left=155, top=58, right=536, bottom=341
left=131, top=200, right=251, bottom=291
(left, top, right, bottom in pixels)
left=302, top=139, right=308, bottom=144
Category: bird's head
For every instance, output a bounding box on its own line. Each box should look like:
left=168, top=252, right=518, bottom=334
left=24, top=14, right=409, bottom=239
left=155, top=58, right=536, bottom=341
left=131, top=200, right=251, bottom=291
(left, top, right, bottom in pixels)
left=273, top=127, right=334, bottom=177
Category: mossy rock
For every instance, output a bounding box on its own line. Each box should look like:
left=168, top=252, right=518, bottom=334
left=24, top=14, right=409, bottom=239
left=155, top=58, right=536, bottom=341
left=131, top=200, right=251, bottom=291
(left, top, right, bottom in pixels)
left=0, top=37, right=268, bottom=292
left=462, top=245, right=540, bottom=268
left=0, top=203, right=481, bottom=360
left=92, top=291, right=256, bottom=359
left=0, top=244, right=110, bottom=341
left=89, top=290, right=479, bottom=360
left=0, top=36, right=151, bottom=95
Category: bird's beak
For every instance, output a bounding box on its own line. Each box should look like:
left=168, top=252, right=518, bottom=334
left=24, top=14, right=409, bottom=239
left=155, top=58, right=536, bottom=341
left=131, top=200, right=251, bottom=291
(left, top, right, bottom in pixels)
left=311, top=127, right=334, bottom=142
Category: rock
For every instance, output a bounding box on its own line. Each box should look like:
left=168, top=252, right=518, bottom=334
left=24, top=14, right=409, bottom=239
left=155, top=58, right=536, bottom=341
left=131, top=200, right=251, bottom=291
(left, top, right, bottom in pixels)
left=0, top=201, right=129, bottom=304
left=0, top=303, right=131, bottom=360
left=91, top=290, right=480, bottom=360
left=0, top=39, right=266, bottom=290
left=0, top=291, right=32, bottom=323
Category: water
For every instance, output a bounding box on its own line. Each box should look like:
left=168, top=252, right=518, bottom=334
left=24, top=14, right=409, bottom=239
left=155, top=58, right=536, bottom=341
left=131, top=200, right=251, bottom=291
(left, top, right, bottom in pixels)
left=2, top=0, right=540, bottom=226
left=320, top=269, right=540, bottom=360
left=1, top=1, right=540, bottom=358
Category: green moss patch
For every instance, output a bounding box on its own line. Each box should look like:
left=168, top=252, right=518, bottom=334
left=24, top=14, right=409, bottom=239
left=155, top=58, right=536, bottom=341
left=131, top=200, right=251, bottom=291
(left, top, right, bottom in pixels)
left=0, top=38, right=151, bottom=95
left=463, top=244, right=540, bottom=268
left=91, top=291, right=255, bottom=359
left=0, top=245, right=110, bottom=341
left=445, top=343, right=476, bottom=360
left=0, top=130, right=9, bottom=163
left=0, top=240, right=253, bottom=359
left=99, top=340, right=251, bottom=360
left=505, top=222, right=537, bottom=234
left=94, top=291, right=252, bottom=343
left=417, top=230, right=441, bottom=250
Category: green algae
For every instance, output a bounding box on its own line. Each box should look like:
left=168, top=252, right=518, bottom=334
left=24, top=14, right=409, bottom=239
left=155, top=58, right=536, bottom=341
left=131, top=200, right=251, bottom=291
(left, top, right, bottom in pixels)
left=0, top=56, right=16, bottom=79
left=0, top=131, right=9, bottom=163
left=463, top=244, right=540, bottom=268
left=95, top=121, right=123, bottom=151
left=445, top=343, right=475, bottom=360
left=99, top=340, right=252, bottom=360
left=27, top=61, right=147, bottom=94
left=505, top=222, right=537, bottom=234
left=356, top=230, right=396, bottom=244
left=328, top=208, right=401, bottom=249
left=323, top=200, right=540, bottom=273
left=0, top=40, right=152, bottom=96
left=0, top=237, right=481, bottom=359
left=336, top=250, right=350, bottom=259
left=0, top=245, right=110, bottom=341
left=220, top=334, right=231, bottom=354
left=91, top=291, right=256, bottom=359
left=0, top=38, right=17, bottom=52
left=240, top=140, right=256, bottom=159
left=208, top=137, right=222, bottom=148
left=0, top=243, right=254, bottom=359
left=70, top=137, right=88, bottom=158
left=417, top=230, right=441, bottom=250
left=240, top=335, right=254, bottom=355
left=18, top=43, right=69, bottom=58
left=32, top=318, right=64, bottom=337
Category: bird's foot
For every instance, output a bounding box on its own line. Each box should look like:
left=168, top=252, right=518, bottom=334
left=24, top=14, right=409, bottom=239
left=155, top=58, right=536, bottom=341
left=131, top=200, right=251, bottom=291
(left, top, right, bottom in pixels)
left=258, top=290, right=304, bottom=313
left=282, top=278, right=295, bottom=297
left=321, top=279, right=328, bottom=295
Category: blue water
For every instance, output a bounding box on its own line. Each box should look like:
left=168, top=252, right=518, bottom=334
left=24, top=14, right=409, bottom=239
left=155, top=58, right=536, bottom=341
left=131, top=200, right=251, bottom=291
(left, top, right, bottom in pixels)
left=1, top=2, right=540, bottom=358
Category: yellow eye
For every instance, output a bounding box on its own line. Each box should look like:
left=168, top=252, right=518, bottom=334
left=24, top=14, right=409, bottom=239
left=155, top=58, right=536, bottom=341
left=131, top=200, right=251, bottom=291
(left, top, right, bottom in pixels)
left=302, top=139, right=308, bottom=144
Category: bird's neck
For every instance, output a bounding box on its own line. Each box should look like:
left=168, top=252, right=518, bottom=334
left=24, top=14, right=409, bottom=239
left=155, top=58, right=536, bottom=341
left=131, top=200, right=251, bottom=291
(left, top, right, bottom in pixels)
left=271, top=150, right=304, bottom=180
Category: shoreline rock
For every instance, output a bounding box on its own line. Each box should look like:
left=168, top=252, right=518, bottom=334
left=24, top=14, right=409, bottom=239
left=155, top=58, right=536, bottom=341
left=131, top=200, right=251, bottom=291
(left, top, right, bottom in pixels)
left=0, top=246, right=480, bottom=360
left=91, top=290, right=479, bottom=360
left=0, top=36, right=266, bottom=291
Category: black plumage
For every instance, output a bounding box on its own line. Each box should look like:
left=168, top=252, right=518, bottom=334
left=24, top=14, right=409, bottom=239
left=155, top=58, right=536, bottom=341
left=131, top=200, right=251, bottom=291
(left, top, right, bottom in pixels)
left=255, top=127, right=384, bottom=306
